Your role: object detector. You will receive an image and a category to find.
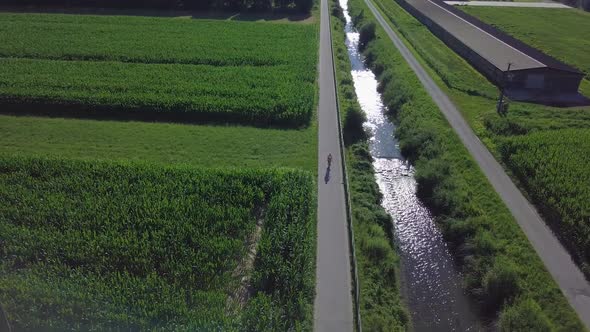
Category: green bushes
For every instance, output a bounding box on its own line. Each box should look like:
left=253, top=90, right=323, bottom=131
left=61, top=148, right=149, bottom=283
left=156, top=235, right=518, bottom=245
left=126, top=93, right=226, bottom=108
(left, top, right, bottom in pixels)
left=481, top=259, right=520, bottom=313
left=0, top=157, right=315, bottom=330
left=0, top=13, right=318, bottom=127
left=347, top=0, right=583, bottom=329
left=358, top=21, right=376, bottom=50
left=499, top=298, right=554, bottom=332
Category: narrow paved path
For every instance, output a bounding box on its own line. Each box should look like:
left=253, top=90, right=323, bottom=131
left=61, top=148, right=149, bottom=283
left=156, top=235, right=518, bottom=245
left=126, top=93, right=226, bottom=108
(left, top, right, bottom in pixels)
left=314, top=0, right=354, bottom=330
left=445, top=1, right=571, bottom=8
left=364, top=0, right=590, bottom=328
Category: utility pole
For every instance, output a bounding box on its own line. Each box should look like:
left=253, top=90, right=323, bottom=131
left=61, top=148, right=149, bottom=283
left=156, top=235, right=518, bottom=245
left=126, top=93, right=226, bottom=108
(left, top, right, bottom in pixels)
left=497, top=62, right=512, bottom=116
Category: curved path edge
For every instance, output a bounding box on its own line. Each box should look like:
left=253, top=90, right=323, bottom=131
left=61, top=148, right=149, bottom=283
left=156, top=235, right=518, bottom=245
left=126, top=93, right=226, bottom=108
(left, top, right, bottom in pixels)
left=362, top=0, right=590, bottom=328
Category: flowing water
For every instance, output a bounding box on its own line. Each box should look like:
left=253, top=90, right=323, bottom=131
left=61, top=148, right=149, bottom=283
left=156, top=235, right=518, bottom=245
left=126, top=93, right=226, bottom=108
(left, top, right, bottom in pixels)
left=338, top=1, right=480, bottom=330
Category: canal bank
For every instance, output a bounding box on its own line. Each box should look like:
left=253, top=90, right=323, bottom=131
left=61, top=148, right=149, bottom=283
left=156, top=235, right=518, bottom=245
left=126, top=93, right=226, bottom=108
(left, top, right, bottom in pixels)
left=335, top=0, right=480, bottom=330
left=341, top=0, right=586, bottom=329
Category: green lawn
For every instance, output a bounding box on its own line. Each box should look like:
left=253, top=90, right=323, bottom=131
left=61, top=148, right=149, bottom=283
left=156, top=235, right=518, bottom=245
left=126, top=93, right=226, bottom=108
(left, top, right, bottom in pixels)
left=460, top=7, right=590, bottom=80
left=0, top=115, right=317, bottom=172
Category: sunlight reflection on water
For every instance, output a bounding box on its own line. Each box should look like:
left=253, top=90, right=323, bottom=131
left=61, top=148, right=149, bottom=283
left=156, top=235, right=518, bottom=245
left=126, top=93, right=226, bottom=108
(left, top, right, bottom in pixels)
left=338, top=0, right=480, bottom=329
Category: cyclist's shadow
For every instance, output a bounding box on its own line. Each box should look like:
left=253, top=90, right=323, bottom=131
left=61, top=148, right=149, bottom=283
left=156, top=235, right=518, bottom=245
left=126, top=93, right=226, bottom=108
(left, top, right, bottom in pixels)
left=324, top=165, right=331, bottom=184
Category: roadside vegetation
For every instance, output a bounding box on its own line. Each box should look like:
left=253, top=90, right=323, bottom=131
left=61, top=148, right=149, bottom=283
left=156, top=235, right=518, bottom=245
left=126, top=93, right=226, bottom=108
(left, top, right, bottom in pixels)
left=348, top=0, right=584, bottom=328
left=369, top=0, right=590, bottom=279
left=330, top=1, right=410, bottom=329
left=0, top=157, right=316, bottom=330
left=0, top=13, right=317, bottom=127
left=0, top=115, right=317, bottom=172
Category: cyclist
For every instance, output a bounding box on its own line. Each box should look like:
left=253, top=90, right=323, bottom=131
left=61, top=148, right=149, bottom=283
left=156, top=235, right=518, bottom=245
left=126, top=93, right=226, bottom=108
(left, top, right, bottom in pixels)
left=327, top=153, right=333, bottom=167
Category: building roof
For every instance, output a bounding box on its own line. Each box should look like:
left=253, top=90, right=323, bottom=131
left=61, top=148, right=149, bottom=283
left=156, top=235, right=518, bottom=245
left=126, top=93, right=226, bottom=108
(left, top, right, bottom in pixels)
left=404, top=0, right=582, bottom=74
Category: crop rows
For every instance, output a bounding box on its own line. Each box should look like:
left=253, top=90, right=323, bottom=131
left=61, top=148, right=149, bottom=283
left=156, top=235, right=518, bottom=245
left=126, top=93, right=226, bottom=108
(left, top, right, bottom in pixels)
left=500, top=129, right=590, bottom=276
left=0, top=58, right=314, bottom=126
left=0, top=157, right=315, bottom=330
left=0, top=13, right=318, bottom=127
left=0, top=14, right=316, bottom=67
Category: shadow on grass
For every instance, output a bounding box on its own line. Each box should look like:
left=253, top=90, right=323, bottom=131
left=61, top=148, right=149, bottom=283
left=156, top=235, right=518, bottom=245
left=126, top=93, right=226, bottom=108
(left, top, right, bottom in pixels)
left=0, top=101, right=311, bottom=130
left=0, top=6, right=313, bottom=22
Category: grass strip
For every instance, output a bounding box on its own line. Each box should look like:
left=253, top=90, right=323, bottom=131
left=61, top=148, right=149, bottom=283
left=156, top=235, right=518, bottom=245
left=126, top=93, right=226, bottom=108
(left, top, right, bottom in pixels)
left=0, top=115, right=318, bottom=173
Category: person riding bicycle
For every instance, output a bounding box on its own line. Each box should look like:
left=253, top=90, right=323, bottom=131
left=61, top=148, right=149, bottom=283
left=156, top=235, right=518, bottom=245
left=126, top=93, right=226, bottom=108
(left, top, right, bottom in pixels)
left=327, top=153, right=333, bottom=167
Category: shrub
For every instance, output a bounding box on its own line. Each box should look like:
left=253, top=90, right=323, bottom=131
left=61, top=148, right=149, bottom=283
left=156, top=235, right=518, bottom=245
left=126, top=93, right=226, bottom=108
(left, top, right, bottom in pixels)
left=359, top=22, right=376, bottom=50
left=482, top=259, right=520, bottom=312
left=343, top=105, right=368, bottom=145
left=499, top=298, right=553, bottom=332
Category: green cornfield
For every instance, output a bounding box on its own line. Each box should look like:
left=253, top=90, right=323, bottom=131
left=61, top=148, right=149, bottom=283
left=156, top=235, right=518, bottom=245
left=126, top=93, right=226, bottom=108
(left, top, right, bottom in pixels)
left=0, top=157, right=316, bottom=330
left=500, top=129, right=590, bottom=276
left=0, top=13, right=318, bottom=127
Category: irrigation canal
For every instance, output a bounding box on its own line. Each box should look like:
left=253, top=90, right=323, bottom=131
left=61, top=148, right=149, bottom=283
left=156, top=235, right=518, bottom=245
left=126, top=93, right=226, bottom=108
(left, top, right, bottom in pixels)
left=338, top=0, right=480, bottom=330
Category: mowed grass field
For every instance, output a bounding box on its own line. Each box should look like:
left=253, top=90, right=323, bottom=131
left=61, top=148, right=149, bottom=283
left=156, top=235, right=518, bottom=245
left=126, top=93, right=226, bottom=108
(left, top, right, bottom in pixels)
left=371, top=0, right=590, bottom=279
left=0, top=115, right=318, bottom=171
left=0, top=13, right=318, bottom=127
left=0, top=157, right=316, bottom=330
left=0, top=9, right=320, bottom=330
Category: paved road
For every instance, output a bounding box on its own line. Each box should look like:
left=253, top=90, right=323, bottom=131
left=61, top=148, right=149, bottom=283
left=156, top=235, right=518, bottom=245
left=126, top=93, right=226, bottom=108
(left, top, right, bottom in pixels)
left=445, top=1, right=571, bottom=8
left=364, top=0, right=590, bottom=328
left=313, top=0, right=354, bottom=330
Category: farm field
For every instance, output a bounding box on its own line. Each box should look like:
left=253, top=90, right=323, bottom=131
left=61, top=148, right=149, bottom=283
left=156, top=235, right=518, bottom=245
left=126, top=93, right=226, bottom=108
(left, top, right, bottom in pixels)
left=350, top=0, right=586, bottom=328
left=0, top=157, right=316, bottom=330
left=0, top=13, right=318, bottom=127
left=459, top=7, right=590, bottom=81
left=0, top=6, right=320, bottom=330
left=0, top=114, right=317, bottom=172
left=369, top=0, right=590, bottom=279
left=499, top=129, right=590, bottom=275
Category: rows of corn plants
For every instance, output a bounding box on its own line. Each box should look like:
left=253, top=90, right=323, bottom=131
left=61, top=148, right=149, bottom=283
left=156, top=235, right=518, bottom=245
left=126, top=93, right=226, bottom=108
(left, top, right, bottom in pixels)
left=0, top=14, right=316, bottom=67
left=0, top=13, right=318, bottom=127
left=348, top=0, right=584, bottom=328
left=0, top=156, right=316, bottom=330
left=499, top=129, right=590, bottom=278
left=0, top=59, right=313, bottom=126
